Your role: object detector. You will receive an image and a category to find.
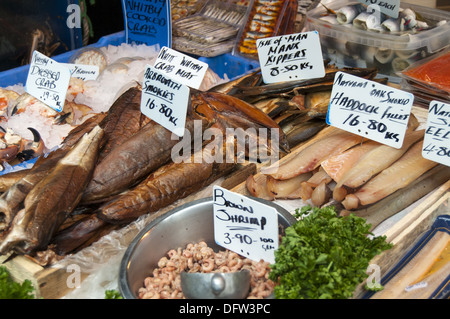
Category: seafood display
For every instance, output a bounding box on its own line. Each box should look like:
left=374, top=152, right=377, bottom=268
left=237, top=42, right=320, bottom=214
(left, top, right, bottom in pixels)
left=234, top=0, right=298, bottom=59
left=0, top=84, right=286, bottom=258
left=400, top=49, right=450, bottom=107
left=172, top=1, right=248, bottom=57
left=0, top=0, right=448, bottom=298
left=305, top=0, right=450, bottom=80
left=138, top=241, right=274, bottom=299
left=245, top=119, right=449, bottom=227
left=0, top=125, right=104, bottom=254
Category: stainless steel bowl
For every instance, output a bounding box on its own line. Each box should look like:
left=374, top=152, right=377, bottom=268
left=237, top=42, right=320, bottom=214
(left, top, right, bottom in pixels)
left=118, top=196, right=296, bottom=299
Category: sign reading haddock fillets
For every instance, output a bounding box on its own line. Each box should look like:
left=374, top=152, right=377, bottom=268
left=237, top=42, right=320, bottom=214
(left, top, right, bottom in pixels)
left=326, top=71, right=413, bottom=149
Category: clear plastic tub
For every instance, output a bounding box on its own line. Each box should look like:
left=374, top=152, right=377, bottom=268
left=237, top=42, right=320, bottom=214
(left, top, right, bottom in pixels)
left=305, top=0, right=450, bottom=82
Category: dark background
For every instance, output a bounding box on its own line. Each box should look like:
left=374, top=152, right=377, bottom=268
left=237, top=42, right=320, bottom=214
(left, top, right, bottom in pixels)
left=0, top=0, right=124, bottom=72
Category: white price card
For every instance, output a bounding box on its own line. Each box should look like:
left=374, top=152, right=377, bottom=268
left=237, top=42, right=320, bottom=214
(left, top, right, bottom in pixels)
left=357, top=0, right=400, bottom=18
left=422, top=100, right=450, bottom=167
left=64, top=63, right=99, bottom=81
left=256, top=31, right=325, bottom=84
left=154, top=46, right=208, bottom=90
left=25, top=51, right=71, bottom=112
left=213, top=186, right=279, bottom=264
left=326, top=71, right=413, bottom=148
left=141, top=64, right=189, bottom=137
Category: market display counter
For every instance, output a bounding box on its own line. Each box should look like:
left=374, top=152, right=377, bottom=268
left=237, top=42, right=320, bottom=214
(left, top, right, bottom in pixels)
left=0, top=0, right=448, bottom=300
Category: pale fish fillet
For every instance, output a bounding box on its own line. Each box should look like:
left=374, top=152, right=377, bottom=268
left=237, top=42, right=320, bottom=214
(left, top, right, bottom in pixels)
left=371, top=231, right=449, bottom=299
left=341, top=140, right=438, bottom=210
left=321, top=141, right=380, bottom=183
left=261, top=130, right=362, bottom=180
left=336, top=129, right=425, bottom=189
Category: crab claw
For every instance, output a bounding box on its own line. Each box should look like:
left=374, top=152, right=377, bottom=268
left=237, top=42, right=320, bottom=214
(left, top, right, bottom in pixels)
left=16, top=127, right=45, bottom=162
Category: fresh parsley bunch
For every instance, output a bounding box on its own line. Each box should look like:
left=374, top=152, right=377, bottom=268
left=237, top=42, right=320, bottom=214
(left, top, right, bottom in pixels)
left=0, top=266, right=36, bottom=299
left=269, top=205, right=392, bottom=299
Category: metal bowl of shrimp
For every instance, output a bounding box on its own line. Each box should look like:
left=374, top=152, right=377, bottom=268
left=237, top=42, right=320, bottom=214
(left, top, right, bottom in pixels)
left=118, top=196, right=296, bottom=299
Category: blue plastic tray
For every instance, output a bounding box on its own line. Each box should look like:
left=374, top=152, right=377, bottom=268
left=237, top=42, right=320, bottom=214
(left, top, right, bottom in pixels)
left=0, top=31, right=259, bottom=87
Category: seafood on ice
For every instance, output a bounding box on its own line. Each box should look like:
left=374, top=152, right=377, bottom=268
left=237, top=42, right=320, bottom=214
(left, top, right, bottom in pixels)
left=246, top=120, right=446, bottom=216
left=0, top=85, right=287, bottom=258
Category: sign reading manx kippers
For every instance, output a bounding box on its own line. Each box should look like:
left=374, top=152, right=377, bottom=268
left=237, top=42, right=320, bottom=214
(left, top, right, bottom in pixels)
left=26, top=50, right=71, bottom=112
left=213, top=186, right=279, bottom=264
left=326, top=71, right=413, bottom=149
left=141, top=65, right=189, bottom=137
left=121, top=0, right=171, bottom=47
left=256, top=31, right=325, bottom=84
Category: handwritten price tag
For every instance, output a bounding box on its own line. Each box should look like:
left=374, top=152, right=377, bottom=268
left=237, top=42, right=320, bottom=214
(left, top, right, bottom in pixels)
left=422, top=100, right=450, bottom=167
left=121, top=0, right=171, bottom=47
left=357, top=0, right=400, bottom=18
left=64, top=63, right=99, bottom=81
left=327, top=71, right=413, bottom=148
left=256, top=31, right=325, bottom=84
left=213, top=186, right=279, bottom=264
left=154, top=47, right=208, bottom=89
left=25, top=51, right=71, bottom=112
left=141, top=64, right=189, bottom=137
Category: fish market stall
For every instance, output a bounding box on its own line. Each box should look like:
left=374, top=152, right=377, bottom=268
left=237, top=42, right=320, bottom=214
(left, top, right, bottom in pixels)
left=0, top=0, right=448, bottom=300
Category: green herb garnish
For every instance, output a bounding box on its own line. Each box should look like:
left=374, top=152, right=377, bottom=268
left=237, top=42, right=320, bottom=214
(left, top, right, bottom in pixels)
left=269, top=205, right=392, bottom=299
left=0, top=266, right=36, bottom=299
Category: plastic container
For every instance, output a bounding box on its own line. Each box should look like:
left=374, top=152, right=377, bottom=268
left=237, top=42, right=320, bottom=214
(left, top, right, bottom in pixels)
left=232, top=0, right=298, bottom=60
left=305, top=0, right=450, bottom=82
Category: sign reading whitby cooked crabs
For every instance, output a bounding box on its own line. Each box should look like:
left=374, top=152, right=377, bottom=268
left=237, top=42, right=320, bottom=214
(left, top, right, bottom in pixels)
left=121, top=0, right=171, bottom=47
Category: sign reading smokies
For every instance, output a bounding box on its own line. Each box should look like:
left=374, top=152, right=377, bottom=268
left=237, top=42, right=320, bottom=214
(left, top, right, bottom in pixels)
left=327, top=72, right=413, bottom=149
left=121, top=0, right=171, bottom=47
left=140, top=64, right=189, bottom=137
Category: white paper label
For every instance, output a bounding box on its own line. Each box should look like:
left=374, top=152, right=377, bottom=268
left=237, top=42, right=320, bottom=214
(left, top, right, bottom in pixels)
left=256, top=31, right=325, bottom=84
left=64, top=63, right=99, bottom=81
left=141, top=64, right=189, bottom=137
left=213, top=186, right=279, bottom=264
left=357, top=0, right=400, bottom=18
left=326, top=71, right=413, bottom=148
left=153, top=46, right=208, bottom=90
left=422, top=100, right=450, bottom=167
left=25, top=51, right=71, bottom=112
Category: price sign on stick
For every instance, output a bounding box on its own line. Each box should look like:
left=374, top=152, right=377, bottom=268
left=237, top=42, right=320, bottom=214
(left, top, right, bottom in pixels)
left=326, top=71, right=413, bottom=149
left=154, top=46, right=208, bottom=89
left=26, top=51, right=71, bottom=112
left=357, top=0, right=400, bottom=18
left=213, top=186, right=279, bottom=264
left=64, top=63, right=99, bottom=81
left=256, top=31, right=325, bottom=84
left=121, top=0, right=171, bottom=47
left=422, top=100, right=450, bottom=167
left=141, top=64, right=189, bottom=137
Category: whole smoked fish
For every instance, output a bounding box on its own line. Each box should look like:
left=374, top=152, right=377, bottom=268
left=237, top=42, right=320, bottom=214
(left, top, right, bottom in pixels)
left=0, top=125, right=104, bottom=254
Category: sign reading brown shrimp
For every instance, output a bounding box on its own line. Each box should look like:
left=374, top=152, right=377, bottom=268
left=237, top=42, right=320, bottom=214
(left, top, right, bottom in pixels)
left=213, top=186, right=279, bottom=264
